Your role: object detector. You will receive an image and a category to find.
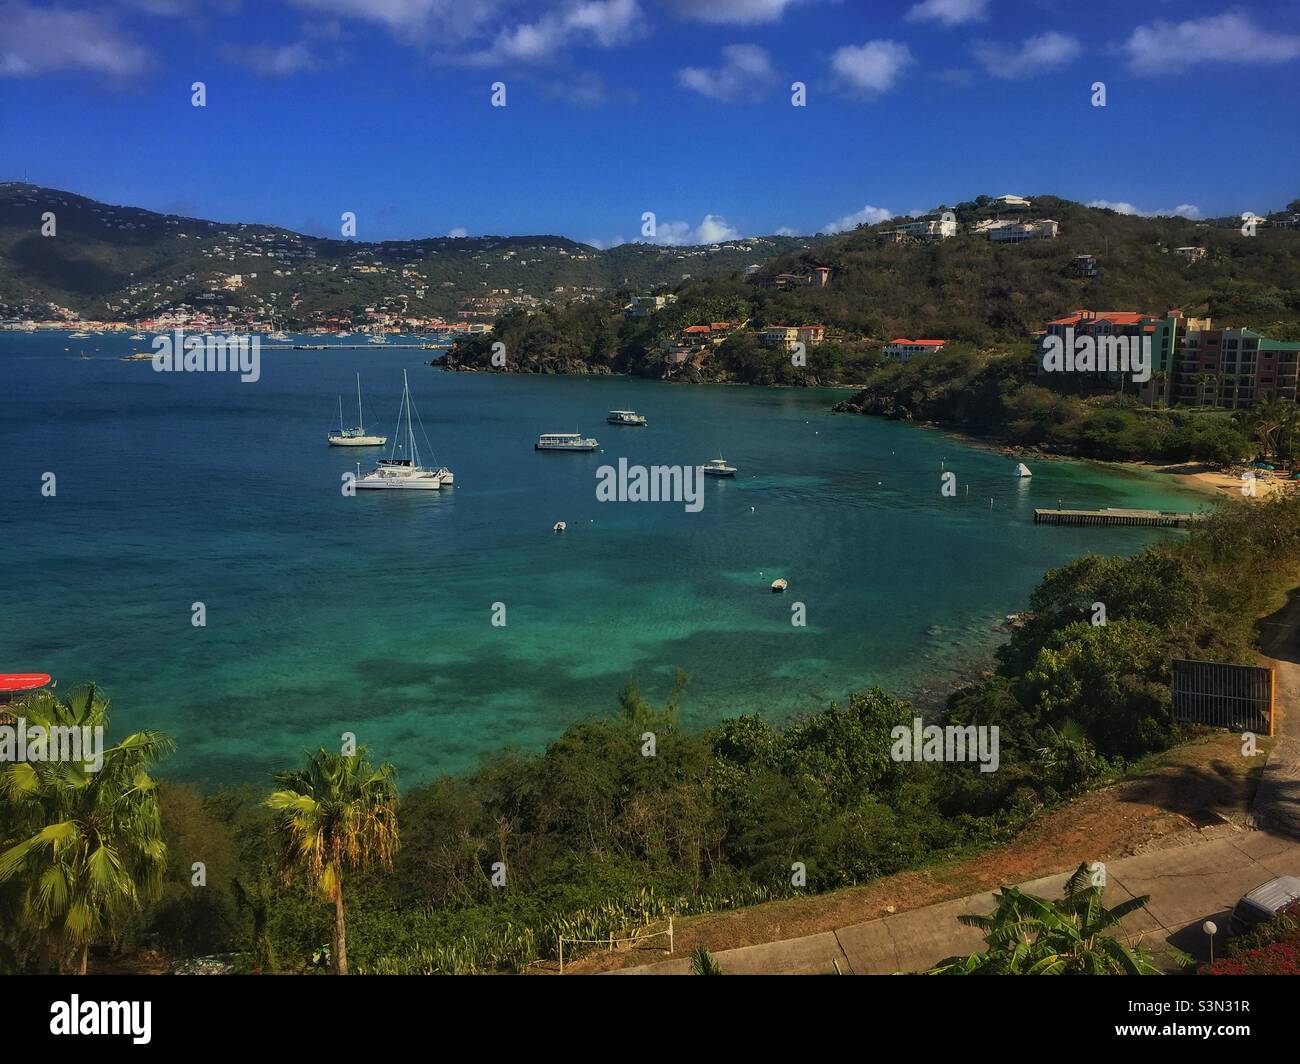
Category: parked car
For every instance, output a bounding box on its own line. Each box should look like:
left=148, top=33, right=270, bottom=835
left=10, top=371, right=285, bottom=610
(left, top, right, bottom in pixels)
left=1229, top=876, right=1300, bottom=934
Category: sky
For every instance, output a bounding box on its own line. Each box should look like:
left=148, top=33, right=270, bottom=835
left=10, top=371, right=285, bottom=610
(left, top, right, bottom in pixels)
left=1, top=0, right=1299, bottom=245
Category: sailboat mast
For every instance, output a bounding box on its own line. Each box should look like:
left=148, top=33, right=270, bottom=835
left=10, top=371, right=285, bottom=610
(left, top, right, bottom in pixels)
left=404, top=369, right=417, bottom=463
left=356, top=373, right=364, bottom=433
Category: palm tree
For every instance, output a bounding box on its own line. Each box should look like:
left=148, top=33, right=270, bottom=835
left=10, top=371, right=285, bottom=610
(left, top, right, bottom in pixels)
left=0, top=684, right=172, bottom=974
left=926, top=863, right=1165, bottom=974
left=266, top=747, right=399, bottom=975
left=1196, top=372, right=1218, bottom=409
left=690, top=945, right=723, bottom=975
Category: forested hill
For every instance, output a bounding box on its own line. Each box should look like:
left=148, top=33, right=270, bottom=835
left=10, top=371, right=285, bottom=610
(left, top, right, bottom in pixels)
left=0, top=183, right=819, bottom=323
left=449, top=194, right=1300, bottom=385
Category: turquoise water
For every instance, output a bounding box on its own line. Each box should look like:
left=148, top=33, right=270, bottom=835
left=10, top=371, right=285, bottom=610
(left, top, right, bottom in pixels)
left=0, top=332, right=1209, bottom=786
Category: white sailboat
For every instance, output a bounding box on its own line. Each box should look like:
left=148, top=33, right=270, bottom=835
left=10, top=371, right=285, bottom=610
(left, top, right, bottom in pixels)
left=1014, top=462, right=1033, bottom=478
left=356, top=370, right=453, bottom=490
left=327, top=374, right=388, bottom=446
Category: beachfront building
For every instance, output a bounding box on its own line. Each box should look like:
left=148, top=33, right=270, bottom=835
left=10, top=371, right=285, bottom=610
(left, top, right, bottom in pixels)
left=761, top=324, right=825, bottom=353
left=1173, top=327, right=1300, bottom=409
left=893, top=216, right=957, bottom=239
left=883, top=338, right=946, bottom=363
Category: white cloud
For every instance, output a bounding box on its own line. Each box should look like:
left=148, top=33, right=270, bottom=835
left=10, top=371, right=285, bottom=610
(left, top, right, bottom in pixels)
left=447, top=226, right=469, bottom=238
left=465, top=0, right=644, bottom=65
left=678, top=44, right=777, bottom=101
left=972, top=31, right=1080, bottom=79
left=221, top=42, right=320, bottom=77
left=1088, top=200, right=1202, bottom=219
left=830, top=40, right=913, bottom=95
left=663, top=0, right=804, bottom=24
left=823, top=204, right=894, bottom=234
left=623, top=215, right=744, bottom=246
left=1117, top=12, right=1300, bottom=76
left=773, top=226, right=799, bottom=236
left=289, top=0, right=497, bottom=41
left=0, top=2, right=148, bottom=78
left=905, top=0, right=988, bottom=28
left=695, top=214, right=742, bottom=242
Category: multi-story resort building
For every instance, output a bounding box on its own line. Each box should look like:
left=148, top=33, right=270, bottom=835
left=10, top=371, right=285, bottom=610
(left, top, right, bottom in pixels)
left=893, top=216, right=957, bottom=239
left=883, top=338, right=946, bottom=362
left=1039, top=308, right=1300, bottom=408
left=760, top=324, right=826, bottom=352
left=974, top=218, right=1060, bottom=243
left=1173, top=327, right=1300, bottom=409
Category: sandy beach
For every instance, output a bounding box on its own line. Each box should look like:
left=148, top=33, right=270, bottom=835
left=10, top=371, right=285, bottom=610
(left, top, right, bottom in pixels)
left=1120, top=461, right=1298, bottom=501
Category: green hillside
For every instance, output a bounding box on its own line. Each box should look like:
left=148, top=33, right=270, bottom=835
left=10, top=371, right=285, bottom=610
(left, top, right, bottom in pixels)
left=450, top=194, right=1300, bottom=385
left=0, top=183, right=820, bottom=325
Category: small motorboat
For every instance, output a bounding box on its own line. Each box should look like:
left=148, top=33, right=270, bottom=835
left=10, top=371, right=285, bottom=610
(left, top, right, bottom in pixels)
left=770, top=578, right=788, bottom=593
left=0, top=673, right=52, bottom=705
left=704, top=457, right=737, bottom=477
left=553, top=521, right=567, bottom=533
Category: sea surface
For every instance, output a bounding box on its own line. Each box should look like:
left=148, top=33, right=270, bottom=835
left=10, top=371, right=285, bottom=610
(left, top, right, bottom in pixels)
left=0, top=331, right=1210, bottom=786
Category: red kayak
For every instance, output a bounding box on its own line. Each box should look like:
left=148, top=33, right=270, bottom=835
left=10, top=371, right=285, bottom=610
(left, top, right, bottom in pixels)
left=0, top=673, right=51, bottom=693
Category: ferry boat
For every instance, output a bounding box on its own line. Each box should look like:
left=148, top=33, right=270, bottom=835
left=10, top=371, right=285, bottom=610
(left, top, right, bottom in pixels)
left=356, top=370, right=452, bottom=490
left=327, top=374, right=388, bottom=447
left=703, top=456, right=737, bottom=477
left=607, top=409, right=647, bottom=426
left=536, top=432, right=598, bottom=451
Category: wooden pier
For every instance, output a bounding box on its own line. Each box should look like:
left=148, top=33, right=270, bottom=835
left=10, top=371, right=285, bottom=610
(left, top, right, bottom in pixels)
left=282, top=343, right=451, bottom=351
left=1034, top=507, right=1207, bottom=528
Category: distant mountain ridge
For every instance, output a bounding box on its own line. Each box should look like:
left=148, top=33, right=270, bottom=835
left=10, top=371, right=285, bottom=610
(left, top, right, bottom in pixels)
left=0, top=183, right=821, bottom=324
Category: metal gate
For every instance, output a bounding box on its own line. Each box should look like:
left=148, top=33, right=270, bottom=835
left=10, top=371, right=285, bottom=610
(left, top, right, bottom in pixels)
left=1170, top=659, right=1275, bottom=735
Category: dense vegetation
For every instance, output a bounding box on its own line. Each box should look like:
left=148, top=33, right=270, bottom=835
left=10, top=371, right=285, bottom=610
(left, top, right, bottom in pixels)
left=835, top=346, right=1300, bottom=465
left=5, top=493, right=1299, bottom=975
left=450, top=195, right=1300, bottom=383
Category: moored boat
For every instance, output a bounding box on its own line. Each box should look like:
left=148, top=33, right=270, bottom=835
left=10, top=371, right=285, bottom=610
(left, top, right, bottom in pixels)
left=607, top=409, right=647, bottom=426
left=536, top=432, right=598, bottom=451
left=327, top=374, right=388, bottom=447
left=703, top=456, right=737, bottom=477
left=356, top=370, right=451, bottom=490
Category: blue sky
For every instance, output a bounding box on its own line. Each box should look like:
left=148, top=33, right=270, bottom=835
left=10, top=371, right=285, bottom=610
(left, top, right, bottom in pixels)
left=2, top=0, right=1299, bottom=244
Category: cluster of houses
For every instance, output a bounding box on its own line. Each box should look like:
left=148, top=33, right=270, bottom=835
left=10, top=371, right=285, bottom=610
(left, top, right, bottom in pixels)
left=886, top=195, right=1060, bottom=244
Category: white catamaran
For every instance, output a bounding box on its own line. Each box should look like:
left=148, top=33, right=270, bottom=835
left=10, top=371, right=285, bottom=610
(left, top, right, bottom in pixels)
left=355, top=370, right=453, bottom=491
left=327, top=373, right=388, bottom=446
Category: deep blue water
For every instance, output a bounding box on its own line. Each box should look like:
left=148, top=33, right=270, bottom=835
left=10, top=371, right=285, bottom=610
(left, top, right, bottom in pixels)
left=0, top=331, right=1208, bottom=786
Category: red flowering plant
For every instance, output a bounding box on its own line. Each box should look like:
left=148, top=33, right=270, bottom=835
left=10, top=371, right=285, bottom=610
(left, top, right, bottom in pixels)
left=1200, top=901, right=1300, bottom=975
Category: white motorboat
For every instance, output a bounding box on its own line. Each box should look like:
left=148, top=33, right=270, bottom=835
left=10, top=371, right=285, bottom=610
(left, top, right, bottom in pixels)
left=536, top=432, right=598, bottom=451
left=770, top=578, right=788, bottom=593
left=607, top=409, right=647, bottom=426
left=356, top=370, right=452, bottom=490
left=703, top=456, right=737, bottom=477
left=327, top=374, right=388, bottom=446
